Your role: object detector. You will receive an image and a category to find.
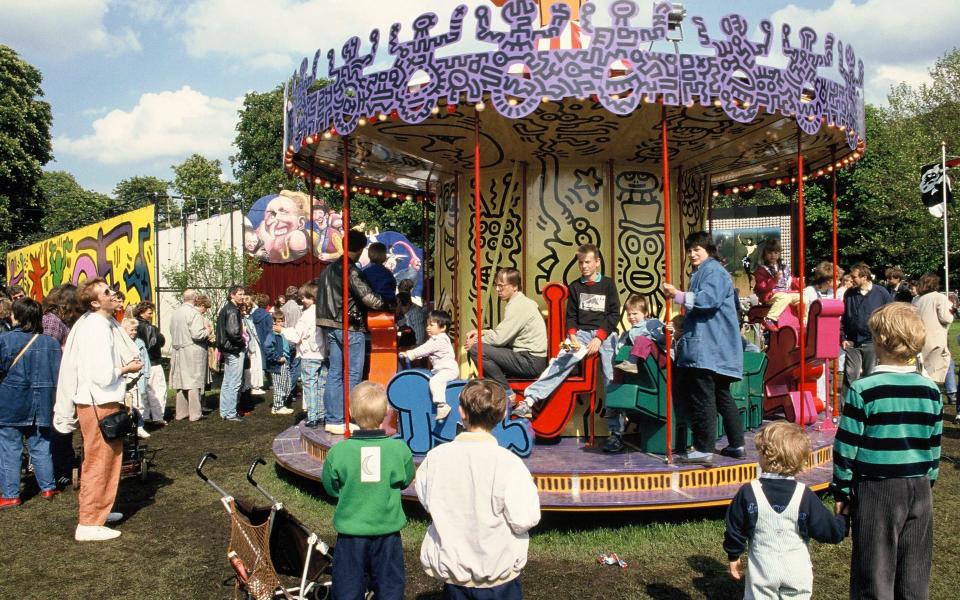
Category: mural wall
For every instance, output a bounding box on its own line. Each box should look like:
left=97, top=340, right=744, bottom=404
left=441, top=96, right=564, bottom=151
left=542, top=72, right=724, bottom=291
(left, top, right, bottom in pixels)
left=6, top=205, right=156, bottom=305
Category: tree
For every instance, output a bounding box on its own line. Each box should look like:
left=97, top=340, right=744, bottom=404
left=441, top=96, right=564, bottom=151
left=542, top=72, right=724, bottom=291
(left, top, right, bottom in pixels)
left=0, top=45, right=53, bottom=268
left=231, top=86, right=302, bottom=205
left=38, top=171, right=111, bottom=235
left=172, top=154, right=236, bottom=221
left=163, top=246, right=262, bottom=316
left=113, top=175, right=174, bottom=225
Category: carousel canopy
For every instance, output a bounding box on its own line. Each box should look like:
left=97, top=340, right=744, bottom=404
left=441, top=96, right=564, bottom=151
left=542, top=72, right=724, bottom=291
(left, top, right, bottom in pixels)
left=284, top=0, right=865, bottom=193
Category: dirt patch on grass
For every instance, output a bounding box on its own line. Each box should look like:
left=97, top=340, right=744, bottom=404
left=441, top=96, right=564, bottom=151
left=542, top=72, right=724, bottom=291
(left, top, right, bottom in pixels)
left=3, top=389, right=959, bottom=599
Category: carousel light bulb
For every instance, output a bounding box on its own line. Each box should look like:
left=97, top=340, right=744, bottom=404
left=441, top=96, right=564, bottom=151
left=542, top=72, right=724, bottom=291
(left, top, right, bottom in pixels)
left=827, top=165, right=834, bottom=172
left=377, top=189, right=384, bottom=196
left=712, top=190, right=720, bottom=198
left=323, top=131, right=332, bottom=140
left=351, top=186, right=358, bottom=192
left=475, top=101, right=486, bottom=112
left=391, top=192, right=398, bottom=198
left=713, top=99, right=722, bottom=107
left=835, top=161, right=843, bottom=168
left=305, top=136, right=314, bottom=145
left=776, top=178, right=783, bottom=186
left=508, top=98, right=518, bottom=106
left=541, top=96, right=550, bottom=103
left=817, top=169, right=824, bottom=176
left=324, top=182, right=332, bottom=188
left=406, top=194, right=413, bottom=201
left=839, top=125, right=846, bottom=132
left=358, top=117, right=367, bottom=126
left=447, top=104, right=457, bottom=114
left=431, top=105, right=440, bottom=115
left=732, top=187, right=739, bottom=194
left=853, top=152, right=860, bottom=159
left=288, top=144, right=295, bottom=152
left=746, top=184, right=754, bottom=191
left=379, top=113, right=387, bottom=121
left=742, top=101, right=750, bottom=108
left=364, top=187, right=371, bottom=194
left=339, top=184, right=345, bottom=191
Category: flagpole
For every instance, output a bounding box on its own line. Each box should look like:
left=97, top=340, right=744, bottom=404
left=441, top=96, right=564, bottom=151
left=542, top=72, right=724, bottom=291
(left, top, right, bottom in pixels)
left=944, top=141, right=950, bottom=295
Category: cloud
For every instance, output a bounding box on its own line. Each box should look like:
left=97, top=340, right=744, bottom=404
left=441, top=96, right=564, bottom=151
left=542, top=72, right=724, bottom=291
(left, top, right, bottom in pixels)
left=180, top=0, right=477, bottom=71
left=54, top=86, right=244, bottom=165
left=769, top=0, right=960, bottom=103
left=0, top=0, right=141, bottom=59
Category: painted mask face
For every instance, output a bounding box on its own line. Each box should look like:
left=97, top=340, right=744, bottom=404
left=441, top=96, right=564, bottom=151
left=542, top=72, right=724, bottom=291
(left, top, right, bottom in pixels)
left=263, top=196, right=304, bottom=239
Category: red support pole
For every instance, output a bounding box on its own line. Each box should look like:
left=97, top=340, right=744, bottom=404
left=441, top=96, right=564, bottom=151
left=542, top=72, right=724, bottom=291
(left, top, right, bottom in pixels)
left=342, top=135, right=352, bottom=438
left=797, top=130, right=807, bottom=426
left=661, top=104, right=674, bottom=463
left=474, top=111, right=484, bottom=377
left=831, top=164, right=840, bottom=419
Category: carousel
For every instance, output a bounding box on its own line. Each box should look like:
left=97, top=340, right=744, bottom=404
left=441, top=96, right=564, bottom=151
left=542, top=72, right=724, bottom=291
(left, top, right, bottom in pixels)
left=271, top=0, right=865, bottom=511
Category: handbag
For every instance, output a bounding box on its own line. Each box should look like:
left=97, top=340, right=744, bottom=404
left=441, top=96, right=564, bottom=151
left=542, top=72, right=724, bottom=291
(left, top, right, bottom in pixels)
left=90, top=394, right=133, bottom=441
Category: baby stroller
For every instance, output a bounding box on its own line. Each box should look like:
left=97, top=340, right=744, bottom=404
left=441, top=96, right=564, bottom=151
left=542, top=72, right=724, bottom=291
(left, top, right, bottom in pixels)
left=72, top=415, right=157, bottom=489
left=196, top=453, right=334, bottom=600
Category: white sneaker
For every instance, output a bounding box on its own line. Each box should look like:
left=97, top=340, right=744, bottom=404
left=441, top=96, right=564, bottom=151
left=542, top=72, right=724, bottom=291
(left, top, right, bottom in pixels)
left=106, top=512, right=123, bottom=523
left=324, top=423, right=359, bottom=435
left=137, top=426, right=151, bottom=439
left=75, top=525, right=121, bottom=542
left=271, top=407, right=294, bottom=415
left=251, top=388, right=266, bottom=396
left=435, top=403, right=451, bottom=421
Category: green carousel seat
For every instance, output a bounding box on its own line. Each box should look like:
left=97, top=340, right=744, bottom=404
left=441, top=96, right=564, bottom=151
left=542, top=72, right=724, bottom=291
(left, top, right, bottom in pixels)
left=606, top=343, right=767, bottom=454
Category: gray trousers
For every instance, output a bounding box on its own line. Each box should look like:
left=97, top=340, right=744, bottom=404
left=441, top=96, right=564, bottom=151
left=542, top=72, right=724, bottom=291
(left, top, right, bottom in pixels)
left=467, top=344, right=546, bottom=397
left=175, top=389, right=203, bottom=421
left=850, top=477, right=933, bottom=600
left=843, top=342, right=876, bottom=404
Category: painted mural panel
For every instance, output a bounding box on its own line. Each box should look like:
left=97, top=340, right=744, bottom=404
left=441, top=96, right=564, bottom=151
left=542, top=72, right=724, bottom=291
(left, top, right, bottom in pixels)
left=6, top=205, right=156, bottom=305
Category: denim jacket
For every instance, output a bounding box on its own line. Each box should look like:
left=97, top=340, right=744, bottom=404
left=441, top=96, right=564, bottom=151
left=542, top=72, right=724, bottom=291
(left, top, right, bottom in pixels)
left=0, top=330, right=63, bottom=427
left=675, top=258, right=743, bottom=380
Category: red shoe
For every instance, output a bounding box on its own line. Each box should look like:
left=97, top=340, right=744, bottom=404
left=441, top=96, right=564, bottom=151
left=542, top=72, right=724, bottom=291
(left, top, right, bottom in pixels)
left=41, top=489, right=61, bottom=499
left=0, top=497, right=21, bottom=510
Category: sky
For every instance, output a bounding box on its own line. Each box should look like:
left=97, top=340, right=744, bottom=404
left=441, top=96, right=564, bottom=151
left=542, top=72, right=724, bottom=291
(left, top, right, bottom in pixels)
left=0, top=0, right=956, bottom=196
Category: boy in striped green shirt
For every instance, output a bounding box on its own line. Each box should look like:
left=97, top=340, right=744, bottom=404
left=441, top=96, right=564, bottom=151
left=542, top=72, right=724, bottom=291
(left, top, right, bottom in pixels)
left=832, top=302, right=942, bottom=600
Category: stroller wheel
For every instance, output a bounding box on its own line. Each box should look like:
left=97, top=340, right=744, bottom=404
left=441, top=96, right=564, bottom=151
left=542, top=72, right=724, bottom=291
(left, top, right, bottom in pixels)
left=309, top=582, right=332, bottom=600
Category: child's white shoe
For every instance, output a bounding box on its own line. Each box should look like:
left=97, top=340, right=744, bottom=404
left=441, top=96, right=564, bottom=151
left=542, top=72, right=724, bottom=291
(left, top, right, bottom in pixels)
left=435, top=403, right=451, bottom=421
left=137, top=426, right=151, bottom=439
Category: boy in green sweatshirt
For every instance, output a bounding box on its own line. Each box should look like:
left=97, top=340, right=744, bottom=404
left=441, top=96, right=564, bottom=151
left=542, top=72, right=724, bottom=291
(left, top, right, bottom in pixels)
left=321, top=381, right=415, bottom=600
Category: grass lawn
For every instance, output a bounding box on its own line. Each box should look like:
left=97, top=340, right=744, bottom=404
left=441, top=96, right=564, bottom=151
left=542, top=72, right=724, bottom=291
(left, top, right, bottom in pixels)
left=3, top=339, right=960, bottom=599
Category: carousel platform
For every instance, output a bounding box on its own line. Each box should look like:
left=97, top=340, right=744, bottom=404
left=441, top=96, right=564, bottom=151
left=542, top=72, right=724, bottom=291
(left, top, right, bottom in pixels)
left=273, top=420, right=836, bottom=512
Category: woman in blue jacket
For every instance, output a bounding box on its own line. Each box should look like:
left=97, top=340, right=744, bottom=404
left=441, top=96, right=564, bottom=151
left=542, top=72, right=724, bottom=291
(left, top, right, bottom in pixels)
left=0, top=298, right=63, bottom=509
left=663, top=231, right=744, bottom=466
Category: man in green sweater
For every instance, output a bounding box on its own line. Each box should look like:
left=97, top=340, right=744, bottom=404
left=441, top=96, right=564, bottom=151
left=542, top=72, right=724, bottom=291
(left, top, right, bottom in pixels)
left=832, top=303, right=942, bottom=600
left=321, top=381, right=415, bottom=600
left=464, top=268, right=548, bottom=403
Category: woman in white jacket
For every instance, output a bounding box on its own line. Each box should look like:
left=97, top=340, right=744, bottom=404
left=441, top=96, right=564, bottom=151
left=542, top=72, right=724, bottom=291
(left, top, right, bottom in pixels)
left=53, top=279, right=142, bottom=542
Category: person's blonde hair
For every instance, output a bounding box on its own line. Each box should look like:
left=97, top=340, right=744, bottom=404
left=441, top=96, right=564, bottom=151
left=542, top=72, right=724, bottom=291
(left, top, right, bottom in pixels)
left=869, top=303, right=925, bottom=363
left=121, top=317, right=139, bottom=332
left=459, top=379, right=506, bottom=431
left=755, top=421, right=810, bottom=476
left=350, top=381, right=388, bottom=429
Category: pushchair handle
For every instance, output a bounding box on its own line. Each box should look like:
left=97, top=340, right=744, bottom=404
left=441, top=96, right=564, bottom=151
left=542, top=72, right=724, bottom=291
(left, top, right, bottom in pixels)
left=247, top=456, right=280, bottom=506
left=196, top=452, right=230, bottom=499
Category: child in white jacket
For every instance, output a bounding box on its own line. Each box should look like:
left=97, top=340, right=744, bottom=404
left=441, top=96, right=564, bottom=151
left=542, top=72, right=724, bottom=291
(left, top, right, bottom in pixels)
left=283, top=282, right=327, bottom=426
left=401, top=310, right=458, bottom=421
left=416, top=380, right=541, bottom=596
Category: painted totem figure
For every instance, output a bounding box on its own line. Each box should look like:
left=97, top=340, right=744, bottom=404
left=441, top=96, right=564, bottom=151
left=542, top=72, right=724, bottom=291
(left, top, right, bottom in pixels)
left=388, top=5, right=469, bottom=123
left=692, top=13, right=772, bottom=123
left=327, top=30, right=380, bottom=135
left=580, top=0, right=668, bottom=115
left=837, top=41, right=865, bottom=148
left=475, top=0, right=570, bottom=117
left=781, top=24, right=834, bottom=135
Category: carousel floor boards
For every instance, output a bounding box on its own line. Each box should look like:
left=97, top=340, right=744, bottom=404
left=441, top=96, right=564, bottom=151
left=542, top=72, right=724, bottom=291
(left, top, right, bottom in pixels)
left=273, top=420, right=836, bottom=512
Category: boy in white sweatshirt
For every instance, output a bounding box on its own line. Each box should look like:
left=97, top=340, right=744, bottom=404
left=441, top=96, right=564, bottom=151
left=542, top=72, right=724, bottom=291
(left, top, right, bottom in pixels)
left=415, top=379, right=541, bottom=598
left=283, top=282, right=327, bottom=427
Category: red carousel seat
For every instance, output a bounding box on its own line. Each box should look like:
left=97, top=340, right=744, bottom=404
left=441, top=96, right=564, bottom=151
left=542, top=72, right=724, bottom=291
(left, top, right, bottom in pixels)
left=506, top=283, right=598, bottom=439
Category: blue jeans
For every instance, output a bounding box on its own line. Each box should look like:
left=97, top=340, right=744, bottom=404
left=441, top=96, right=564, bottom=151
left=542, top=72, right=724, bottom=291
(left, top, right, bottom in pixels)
left=323, top=328, right=365, bottom=426
left=945, top=358, right=956, bottom=399
left=332, top=532, right=405, bottom=600
left=219, top=352, right=244, bottom=418
left=301, top=358, right=328, bottom=422
left=523, top=329, right=616, bottom=403
left=443, top=578, right=523, bottom=600
left=0, top=424, right=56, bottom=498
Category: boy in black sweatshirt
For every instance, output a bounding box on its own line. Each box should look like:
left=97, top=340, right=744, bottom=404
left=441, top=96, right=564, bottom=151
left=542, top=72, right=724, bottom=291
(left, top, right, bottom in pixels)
left=513, top=244, right=620, bottom=418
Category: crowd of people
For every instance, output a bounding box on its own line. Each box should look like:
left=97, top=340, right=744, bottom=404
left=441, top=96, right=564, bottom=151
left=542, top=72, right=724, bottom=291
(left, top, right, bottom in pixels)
left=0, top=229, right=950, bottom=598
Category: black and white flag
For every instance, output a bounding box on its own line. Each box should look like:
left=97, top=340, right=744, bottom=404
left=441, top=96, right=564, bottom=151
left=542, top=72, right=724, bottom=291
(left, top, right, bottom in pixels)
left=920, top=162, right=953, bottom=218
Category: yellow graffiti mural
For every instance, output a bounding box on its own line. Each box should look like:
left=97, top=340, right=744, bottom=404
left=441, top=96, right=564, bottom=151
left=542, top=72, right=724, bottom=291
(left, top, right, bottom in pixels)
left=5, top=205, right=156, bottom=305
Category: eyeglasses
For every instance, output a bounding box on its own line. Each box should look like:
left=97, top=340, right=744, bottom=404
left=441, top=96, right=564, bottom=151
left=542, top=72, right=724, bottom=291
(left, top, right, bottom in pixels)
left=101, top=288, right=117, bottom=298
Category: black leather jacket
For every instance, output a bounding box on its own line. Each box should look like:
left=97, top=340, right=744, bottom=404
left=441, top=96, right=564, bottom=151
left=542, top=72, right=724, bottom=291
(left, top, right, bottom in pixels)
left=136, top=318, right=165, bottom=362
left=216, top=302, right=245, bottom=354
left=314, top=261, right=385, bottom=331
